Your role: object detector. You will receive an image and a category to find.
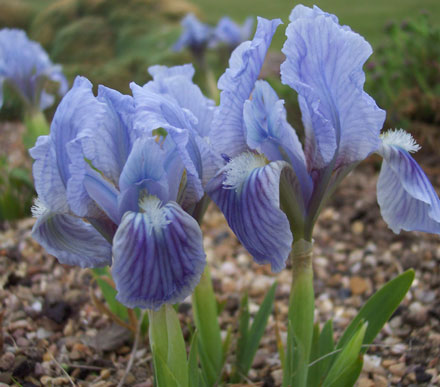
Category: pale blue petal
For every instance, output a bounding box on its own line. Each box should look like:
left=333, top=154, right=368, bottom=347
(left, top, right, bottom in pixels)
left=112, top=201, right=206, bottom=310
left=83, top=171, right=120, bottom=225
left=377, top=144, right=440, bottom=234
left=207, top=155, right=293, bottom=272
left=131, top=83, right=204, bottom=202
left=281, top=5, right=385, bottom=170
left=210, top=17, right=282, bottom=159
left=29, top=135, right=69, bottom=213
left=244, top=80, right=312, bottom=203
left=32, top=210, right=112, bottom=268
left=212, top=16, right=254, bottom=47
left=118, top=136, right=169, bottom=202
left=145, top=64, right=215, bottom=137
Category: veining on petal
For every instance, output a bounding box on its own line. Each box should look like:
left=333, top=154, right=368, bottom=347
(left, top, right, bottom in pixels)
left=380, top=129, right=421, bottom=153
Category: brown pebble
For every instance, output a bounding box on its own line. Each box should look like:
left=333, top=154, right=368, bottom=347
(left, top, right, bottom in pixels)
left=0, top=353, right=15, bottom=371
left=349, top=276, right=368, bottom=295
left=357, top=377, right=374, bottom=387
left=389, top=363, right=406, bottom=377
left=373, top=374, right=388, bottom=387
left=100, top=369, right=111, bottom=379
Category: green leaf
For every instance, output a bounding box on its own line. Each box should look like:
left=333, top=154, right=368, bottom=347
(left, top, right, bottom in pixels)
left=307, top=323, right=321, bottom=387
left=240, top=282, right=277, bottom=375
left=282, top=320, right=295, bottom=387
left=328, top=356, right=363, bottom=387
left=317, top=320, right=335, bottom=382
left=337, top=269, right=414, bottom=351
left=152, top=344, right=182, bottom=387
left=192, top=267, right=223, bottom=385
left=149, top=305, right=189, bottom=387
left=188, top=332, right=200, bottom=387
left=323, top=322, right=367, bottom=387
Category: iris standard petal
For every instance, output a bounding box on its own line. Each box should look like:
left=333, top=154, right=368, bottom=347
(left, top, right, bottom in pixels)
left=377, top=141, right=440, bottom=234
left=112, top=198, right=206, bottom=310
left=119, top=136, right=169, bottom=202
left=173, top=13, right=213, bottom=52
left=210, top=17, right=282, bottom=159
left=281, top=5, right=385, bottom=170
left=145, top=65, right=215, bottom=138
left=207, top=153, right=293, bottom=272
left=244, top=80, right=312, bottom=203
left=212, top=16, right=254, bottom=47
left=32, top=207, right=112, bottom=268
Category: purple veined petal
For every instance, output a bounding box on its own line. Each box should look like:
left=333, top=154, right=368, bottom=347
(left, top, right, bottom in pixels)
left=29, top=135, right=69, bottom=213
left=244, top=80, right=312, bottom=204
left=112, top=197, right=206, bottom=310
left=207, top=153, right=293, bottom=272
left=281, top=5, right=385, bottom=171
left=377, top=132, right=440, bottom=234
left=210, top=17, right=282, bottom=159
left=144, top=65, right=215, bottom=138
left=31, top=202, right=112, bottom=268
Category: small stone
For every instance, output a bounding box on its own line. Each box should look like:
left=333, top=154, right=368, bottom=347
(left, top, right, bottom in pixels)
left=0, top=353, right=15, bottom=371
left=352, top=220, right=364, bottom=235
left=349, top=276, right=368, bottom=295
left=373, top=374, right=388, bottom=387
left=363, top=355, right=382, bottom=374
left=271, top=369, right=283, bottom=386
left=389, top=363, right=406, bottom=377
left=40, top=376, right=53, bottom=385
left=53, top=377, right=70, bottom=385
left=100, top=369, right=111, bottom=379
left=407, top=301, right=429, bottom=326
left=357, top=377, right=374, bottom=387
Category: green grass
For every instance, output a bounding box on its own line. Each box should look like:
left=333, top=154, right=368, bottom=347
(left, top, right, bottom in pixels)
left=189, top=0, right=440, bottom=49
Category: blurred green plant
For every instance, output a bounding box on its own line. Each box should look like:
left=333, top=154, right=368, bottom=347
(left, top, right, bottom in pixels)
left=0, top=157, right=34, bottom=221
left=366, top=12, right=440, bottom=127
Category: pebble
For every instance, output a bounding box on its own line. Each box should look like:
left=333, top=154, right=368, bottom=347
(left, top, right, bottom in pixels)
left=100, top=368, right=111, bottom=379
left=357, top=377, right=374, bottom=387
left=0, top=353, right=15, bottom=371
left=349, top=276, right=368, bottom=295
left=271, top=369, right=283, bottom=386
left=373, top=374, right=388, bottom=387
left=389, top=363, right=406, bottom=377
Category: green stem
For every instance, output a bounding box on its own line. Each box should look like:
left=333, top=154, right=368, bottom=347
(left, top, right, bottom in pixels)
left=286, top=239, right=314, bottom=387
left=23, top=110, right=49, bottom=149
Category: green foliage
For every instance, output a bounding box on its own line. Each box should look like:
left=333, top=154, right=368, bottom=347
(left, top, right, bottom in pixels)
left=0, top=158, right=34, bottom=221
left=233, top=282, right=277, bottom=382
left=366, top=12, right=440, bottom=126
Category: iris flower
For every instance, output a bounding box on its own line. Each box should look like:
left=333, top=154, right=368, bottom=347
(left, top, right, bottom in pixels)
left=207, top=6, right=440, bottom=272
left=0, top=28, right=67, bottom=111
left=212, top=16, right=254, bottom=48
left=30, top=67, right=215, bottom=309
left=173, top=13, right=213, bottom=55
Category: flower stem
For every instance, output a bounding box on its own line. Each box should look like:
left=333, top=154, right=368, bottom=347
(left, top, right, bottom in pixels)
left=285, top=239, right=314, bottom=387
left=23, top=110, right=49, bottom=149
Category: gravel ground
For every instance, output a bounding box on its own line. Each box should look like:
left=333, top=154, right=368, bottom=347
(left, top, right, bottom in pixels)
left=0, top=123, right=439, bottom=386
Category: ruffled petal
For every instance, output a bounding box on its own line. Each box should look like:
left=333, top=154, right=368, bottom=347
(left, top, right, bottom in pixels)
left=377, top=142, right=440, bottom=234
left=244, top=80, right=312, bottom=203
left=32, top=208, right=112, bottom=268
left=281, top=5, right=385, bottom=170
left=210, top=17, right=282, bottom=159
left=112, top=198, right=206, bottom=310
left=207, top=153, right=293, bottom=272
left=144, top=64, right=215, bottom=138
left=30, top=135, right=69, bottom=213
left=173, top=13, right=213, bottom=52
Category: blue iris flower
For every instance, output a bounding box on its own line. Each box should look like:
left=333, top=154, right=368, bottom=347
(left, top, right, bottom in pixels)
left=211, top=16, right=254, bottom=48
left=0, top=28, right=67, bottom=111
left=30, top=66, right=216, bottom=310
left=173, top=13, right=213, bottom=55
left=207, top=6, right=440, bottom=273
